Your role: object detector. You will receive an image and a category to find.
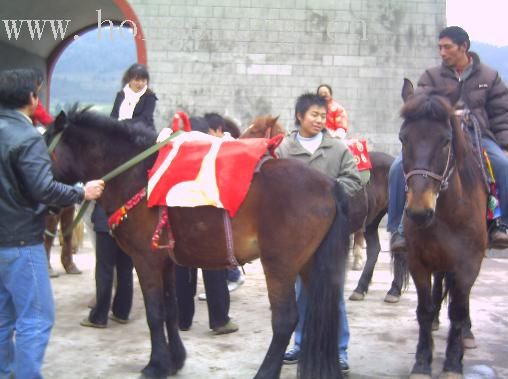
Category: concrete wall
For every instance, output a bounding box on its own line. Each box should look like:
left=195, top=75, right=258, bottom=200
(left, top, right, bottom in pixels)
left=128, top=0, right=445, bottom=154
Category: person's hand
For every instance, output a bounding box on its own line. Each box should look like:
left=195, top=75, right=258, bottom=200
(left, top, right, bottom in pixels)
left=83, top=180, right=105, bottom=200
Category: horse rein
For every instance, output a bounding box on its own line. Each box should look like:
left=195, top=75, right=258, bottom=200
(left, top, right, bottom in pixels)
left=403, top=121, right=455, bottom=193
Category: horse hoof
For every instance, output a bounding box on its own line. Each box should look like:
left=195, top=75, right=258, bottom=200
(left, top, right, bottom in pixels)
left=48, top=267, right=60, bottom=278
left=463, top=337, right=477, bottom=349
left=438, top=372, right=463, bottom=379
left=352, top=258, right=363, bottom=271
left=409, top=374, right=432, bottom=379
left=384, top=293, right=400, bottom=303
left=349, top=291, right=365, bottom=301
left=432, top=320, right=440, bottom=331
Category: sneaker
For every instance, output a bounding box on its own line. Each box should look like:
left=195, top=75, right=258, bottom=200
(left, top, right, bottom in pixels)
left=80, top=317, right=106, bottom=329
left=212, top=319, right=239, bottom=335
left=283, top=347, right=300, bottom=365
left=339, top=357, right=350, bottom=374
left=489, top=222, right=508, bottom=249
left=109, top=314, right=128, bottom=324
left=227, top=275, right=245, bottom=292
left=390, top=230, right=407, bottom=253
left=198, top=293, right=207, bottom=301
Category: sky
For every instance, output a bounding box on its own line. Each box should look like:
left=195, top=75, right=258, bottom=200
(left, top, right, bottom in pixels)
left=447, top=0, right=508, bottom=46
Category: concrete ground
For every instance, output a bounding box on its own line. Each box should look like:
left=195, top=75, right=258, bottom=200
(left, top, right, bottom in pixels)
left=42, top=230, right=508, bottom=379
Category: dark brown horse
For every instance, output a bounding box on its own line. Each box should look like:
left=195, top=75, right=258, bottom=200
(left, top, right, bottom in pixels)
left=243, top=115, right=406, bottom=302
left=46, top=108, right=351, bottom=379
left=399, top=79, right=487, bottom=379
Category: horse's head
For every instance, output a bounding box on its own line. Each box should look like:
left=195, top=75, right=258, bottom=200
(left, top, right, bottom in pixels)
left=241, top=115, right=286, bottom=139
left=399, top=79, right=463, bottom=226
left=45, top=105, right=157, bottom=187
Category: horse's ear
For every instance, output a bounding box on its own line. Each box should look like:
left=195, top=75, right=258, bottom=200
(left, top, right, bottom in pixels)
left=401, top=78, right=414, bottom=102
left=54, top=111, right=67, bottom=132
left=268, top=115, right=280, bottom=126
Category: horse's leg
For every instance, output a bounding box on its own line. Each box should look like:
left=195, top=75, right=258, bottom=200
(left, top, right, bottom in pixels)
left=163, top=260, right=186, bottom=371
left=462, top=301, right=476, bottom=349
left=44, top=211, right=60, bottom=277
left=385, top=251, right=408, bottom=303
left=410, top=267, right=434, bottom=379
left=350, top=215, right=382, bottom=301
left=59, top=206, right=81, bottom=274
left=352, top=231, right=364, bottom=270
left=441, top=277, right=469, bottom=376
left=133, top=255, right=176, bottom=378
left=254, top=263, right=298, bottom=379
left=431, top=272, right=445, bottom=331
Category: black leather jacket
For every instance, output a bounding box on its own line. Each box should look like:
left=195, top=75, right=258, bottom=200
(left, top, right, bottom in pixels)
left=0, top=108, right=84, bottom=247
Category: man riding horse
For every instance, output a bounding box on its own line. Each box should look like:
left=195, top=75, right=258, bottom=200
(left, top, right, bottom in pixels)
left=389, top=26, right=508, bottom=251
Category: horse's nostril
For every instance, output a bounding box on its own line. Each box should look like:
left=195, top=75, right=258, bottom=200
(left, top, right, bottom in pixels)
left=405, top=208, right=434, bottom=225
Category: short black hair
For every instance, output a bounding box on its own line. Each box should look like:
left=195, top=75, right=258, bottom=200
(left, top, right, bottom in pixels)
left=294, top=93, right=327, bottom=126
left=439, top=26, right=470, bottom=51
left=317, top=84, right=333, bottom=96
left=121, top=63, right=150, bottom=87
left=0, top=68, right=38, bottom=109
left=190, top=116, right=210, bottom=133
left=204, top=112, right=225, bottom=132
left=32, top=67, right=44, bottom=87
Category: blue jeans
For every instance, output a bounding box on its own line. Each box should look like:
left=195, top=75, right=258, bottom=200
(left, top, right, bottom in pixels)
left=227, top=267, right=241, bottom=282
left=0, top=244, right=54, bottom=379
left=387, top=154, right=405, bottom=233
left=387, top=137, right=508, bottom=232
left=291, top=276, right=349, bottom=361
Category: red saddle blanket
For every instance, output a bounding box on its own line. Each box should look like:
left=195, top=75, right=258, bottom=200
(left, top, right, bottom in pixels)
left=345, top=139, right=372, bottom=171
left=147, top=132, right=280, bottom=217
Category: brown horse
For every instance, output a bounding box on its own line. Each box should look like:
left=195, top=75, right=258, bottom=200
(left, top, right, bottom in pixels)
left=45, top=108, right=351, bottom=379
left=44, top=205, right=83, bottom=276
left=399, top=79, right=487, bottom=379
left=243, top=115, right=406, bottom=302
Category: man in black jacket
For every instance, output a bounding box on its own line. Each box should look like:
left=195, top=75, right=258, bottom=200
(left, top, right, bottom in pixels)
left=0, top=68, right=104, bottom=379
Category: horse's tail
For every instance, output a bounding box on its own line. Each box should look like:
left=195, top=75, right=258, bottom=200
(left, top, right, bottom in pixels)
left=298, top=181, right=350, bottom=379
left=391, top=251, right=410, bottom=291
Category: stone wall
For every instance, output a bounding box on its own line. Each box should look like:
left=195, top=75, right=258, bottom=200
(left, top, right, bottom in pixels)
left=128, top=0, right=445, bottom=154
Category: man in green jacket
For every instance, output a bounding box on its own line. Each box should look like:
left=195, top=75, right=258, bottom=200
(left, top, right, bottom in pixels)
left=389, top=26, right=508, bottom=251
left=278, top=93, right=362, bottom=374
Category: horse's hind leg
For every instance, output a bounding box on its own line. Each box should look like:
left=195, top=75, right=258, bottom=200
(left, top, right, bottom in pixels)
left=59, top=206, right=81, bottom=274
left=352, top=231, right=364, bottom=270
left=350, top=217, right=382, bottom=301
left=254, top=265, right=298, bottom=379
left=163, top=260, right=186, bottom=371
left=431, top=272, right=445, bottom=330
left=44, top=211, right=60, bottom=277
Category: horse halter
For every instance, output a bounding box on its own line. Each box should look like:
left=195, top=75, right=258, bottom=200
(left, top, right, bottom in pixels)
left=403, top=125, right=455, bottom=193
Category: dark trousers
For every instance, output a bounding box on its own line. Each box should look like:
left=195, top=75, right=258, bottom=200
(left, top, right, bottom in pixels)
left=175, top=266, right=230, bottom=330
left=89, top=231, right=133, bottom=324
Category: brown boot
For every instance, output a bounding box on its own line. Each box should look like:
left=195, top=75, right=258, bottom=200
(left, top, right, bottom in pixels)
left=390, top=231, right=407, bottom=253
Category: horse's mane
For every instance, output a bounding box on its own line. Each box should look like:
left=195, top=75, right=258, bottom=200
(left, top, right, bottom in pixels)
left=400, top=90, right=480, bottom=189
left=64, top=105, right=157, bottom=149
left=243, top=115, right=286, bottom=138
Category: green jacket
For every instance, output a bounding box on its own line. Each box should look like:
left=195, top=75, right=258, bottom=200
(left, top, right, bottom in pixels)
left=276, top=129, right=362, bottom=196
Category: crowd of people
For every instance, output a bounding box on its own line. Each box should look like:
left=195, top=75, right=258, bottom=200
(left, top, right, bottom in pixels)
left=1, top=24, right=508, bottom=378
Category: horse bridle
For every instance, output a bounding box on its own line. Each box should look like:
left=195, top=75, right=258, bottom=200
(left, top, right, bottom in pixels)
left=403, top=120, right=455, bottom=193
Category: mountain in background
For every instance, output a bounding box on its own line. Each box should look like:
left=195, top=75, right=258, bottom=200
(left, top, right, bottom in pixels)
left=471, top=41, right=508, bottom=81
left=50, top=27, right=136, bottom=114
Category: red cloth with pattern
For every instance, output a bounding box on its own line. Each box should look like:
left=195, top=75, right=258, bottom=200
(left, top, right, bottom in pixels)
left=345, top=139, right=371, bottom=171
left=147, top=132, right=282, bottom=217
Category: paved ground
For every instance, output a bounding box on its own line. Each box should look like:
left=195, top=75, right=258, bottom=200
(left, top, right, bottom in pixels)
left=42, top=230, right=508, bottom=379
